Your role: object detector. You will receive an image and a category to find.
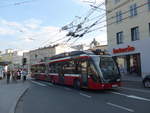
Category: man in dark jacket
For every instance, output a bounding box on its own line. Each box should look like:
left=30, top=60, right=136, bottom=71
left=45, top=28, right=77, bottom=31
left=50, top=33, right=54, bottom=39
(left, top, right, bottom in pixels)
left=6, top=71, right=11, bottom=84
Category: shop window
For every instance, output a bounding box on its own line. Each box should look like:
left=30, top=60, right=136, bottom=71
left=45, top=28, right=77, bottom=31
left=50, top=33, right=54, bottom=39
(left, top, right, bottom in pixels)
left=116, top=11, right=122, bottom=23
left=116, top=31, right=123, bottom=44
left=148, top=0, right=150, bottom=11
left=130, top=4, right=137, bottom=17
left=131, top=27, right=140, bottom=41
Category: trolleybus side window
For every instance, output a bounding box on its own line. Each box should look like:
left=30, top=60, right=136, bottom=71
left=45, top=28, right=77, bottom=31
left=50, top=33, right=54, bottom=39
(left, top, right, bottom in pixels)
left=74, top=60, right=81, bottom=74
left=87, top=63, right=99, bottom=82
left=48, top=64, right=51, bottom=73
left=63, top=60, right=78, bottom=74
left=56, top=63, right=61, bottom=73
left=49, top=63, right=54, bottom=73
left=49, top=63, right=60, bottom=73
left=49, top=63, right=56, bottom=73
left=31, top=65, right=36, bottom=73
left=31, top=65, right=38, bottom=73
left=88, top=56, right=102, bottom=82
left=37, top=65, right=41, bottom=73
left=39, top=64, right=46, bottom=73
left=80, top=61, right=87, bottom=74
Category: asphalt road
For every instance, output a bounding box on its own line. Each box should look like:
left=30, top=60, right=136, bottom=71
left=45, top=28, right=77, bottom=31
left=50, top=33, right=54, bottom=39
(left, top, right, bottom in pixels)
left=15, top=80, right=150, bottom=113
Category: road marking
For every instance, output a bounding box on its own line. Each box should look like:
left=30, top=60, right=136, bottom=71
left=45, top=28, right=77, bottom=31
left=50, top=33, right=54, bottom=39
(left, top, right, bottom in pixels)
left=79, top=93, right=91, bottom=98
left=112, top=92, right=150, bottom=102
left=127, top=95, right=150, bottom=102
left=112, top=92, right=127, bottom=96
left=45, top=82, right=54, bottom=87
left=107, top=102, right=134, bottom=112
left=64, top=87, right=72, bottom=91
left=31, top=81, right=47, bottom=87
left=120, top=87, right=150, bottom=93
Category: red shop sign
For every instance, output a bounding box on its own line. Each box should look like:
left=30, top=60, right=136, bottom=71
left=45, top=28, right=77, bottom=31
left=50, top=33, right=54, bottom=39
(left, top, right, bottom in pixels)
left=113, top=45, right=135, bottom=54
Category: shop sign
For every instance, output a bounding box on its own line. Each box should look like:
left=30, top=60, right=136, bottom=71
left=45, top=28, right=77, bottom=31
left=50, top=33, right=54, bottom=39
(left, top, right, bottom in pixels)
left=113, top=45, right=135, bottom=54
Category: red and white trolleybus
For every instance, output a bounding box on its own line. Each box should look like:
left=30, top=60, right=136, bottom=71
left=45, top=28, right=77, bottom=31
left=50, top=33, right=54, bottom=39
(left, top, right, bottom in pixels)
left=31, top=50, right=121, bottom=90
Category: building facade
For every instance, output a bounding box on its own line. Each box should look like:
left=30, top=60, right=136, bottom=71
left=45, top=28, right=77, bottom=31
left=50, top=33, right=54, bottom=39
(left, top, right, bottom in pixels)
left=71, top=44, right=90, bottom=51
left=1, top=49, right=28, bottom=68
left=29, top=44, right=75, bottom=65
left=106, top=0, right=150, bottom=77
left=1, top=49, right=14, bottom=63
left=90, top=45, right=108, bottom=51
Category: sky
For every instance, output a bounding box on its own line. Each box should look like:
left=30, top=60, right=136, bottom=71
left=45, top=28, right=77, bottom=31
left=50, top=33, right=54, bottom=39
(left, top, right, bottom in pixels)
left=0, top=0, right=107, bottom=52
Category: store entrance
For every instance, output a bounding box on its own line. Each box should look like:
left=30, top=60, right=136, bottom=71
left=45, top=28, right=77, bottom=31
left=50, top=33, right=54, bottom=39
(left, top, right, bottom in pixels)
left=115, top=53, right=141, bottom=76
left=128, top=54, right=141, bottom=76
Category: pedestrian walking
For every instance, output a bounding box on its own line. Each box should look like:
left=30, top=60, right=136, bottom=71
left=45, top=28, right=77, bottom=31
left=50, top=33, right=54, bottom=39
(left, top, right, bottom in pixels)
left=0, top=66, right=3, bottom=80
left=3, top=69, right=5, bottom=78
left=6, top=70, right=11, bottom=84
left=16, top=69, right=21, bottom=80
left=12, top=70, right=17, bottom=83
left=3, top=65, right=8, bottom=79
left=22, top=69, right=27, bottom=82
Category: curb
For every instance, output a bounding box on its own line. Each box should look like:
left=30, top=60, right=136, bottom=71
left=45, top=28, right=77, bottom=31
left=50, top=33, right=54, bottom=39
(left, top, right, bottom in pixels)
left=9, top=86, right=29, bottom=113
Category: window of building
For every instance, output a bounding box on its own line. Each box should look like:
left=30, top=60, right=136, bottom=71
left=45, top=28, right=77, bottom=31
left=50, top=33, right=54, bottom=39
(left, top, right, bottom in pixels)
left=147, top=0, right=150, bottom=11
left=130, top=4, right=137, bottom=17
left=114, top=0, right=120, bottom=4
left=105, top=0, right=108, bottom=5
left=116, top=11, right=122, bottom=23
left=149, top=23, right=150, bottom=36
left=131, top=27, right=140, bottom=41
left=116, top=31, right=123, bottom=44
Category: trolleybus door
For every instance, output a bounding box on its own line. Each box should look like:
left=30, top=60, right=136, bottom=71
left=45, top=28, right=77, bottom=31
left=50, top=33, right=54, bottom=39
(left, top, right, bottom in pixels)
left=58, top=64, right=64, bottom=84
left=81, top=61, right=88, bottom=88
left=45, top=64, right=51, bottom=81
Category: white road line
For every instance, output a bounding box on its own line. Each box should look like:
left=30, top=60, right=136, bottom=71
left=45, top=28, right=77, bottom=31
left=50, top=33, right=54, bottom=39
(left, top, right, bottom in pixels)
left=64, top=87, right=72, bottom=91
left=112, top=92, right=128, bottom=97
left=79, top=93, right=91, bottom=98
left=127, top=95, right=150, bottom=102
left=45, top=83, right=54, bottom=87
left=31, top=81, right=47, bottom=87
left=120, top=87, right=150, bottom=93
left=112, top=92, right=150, bottom=102
left=107, top=102, right=134, bottom=112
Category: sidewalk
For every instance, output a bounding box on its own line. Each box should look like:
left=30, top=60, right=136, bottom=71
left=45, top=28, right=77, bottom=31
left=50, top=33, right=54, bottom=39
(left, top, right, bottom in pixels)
left=0, top=78, right=29, bottom=113
left=121, top=74, right=142, bottom=82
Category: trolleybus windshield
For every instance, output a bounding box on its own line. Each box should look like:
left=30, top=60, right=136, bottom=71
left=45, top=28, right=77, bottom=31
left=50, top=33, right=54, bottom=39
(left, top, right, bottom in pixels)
left=100, top=56, right=120, bottom=80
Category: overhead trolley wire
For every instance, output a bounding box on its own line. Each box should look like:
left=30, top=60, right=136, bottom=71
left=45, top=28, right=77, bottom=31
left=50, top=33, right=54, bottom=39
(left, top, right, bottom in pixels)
left=0, top=0, right=37, bottom=8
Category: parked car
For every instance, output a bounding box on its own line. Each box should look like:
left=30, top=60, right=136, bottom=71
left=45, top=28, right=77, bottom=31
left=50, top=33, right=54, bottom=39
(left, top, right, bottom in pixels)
left=143, top=75, right=150, bottom=88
